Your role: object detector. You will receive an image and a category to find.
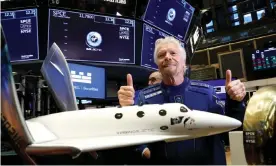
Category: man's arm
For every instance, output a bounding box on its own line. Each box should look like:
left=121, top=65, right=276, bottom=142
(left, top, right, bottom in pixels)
left=224, top=70, right=246, bottom=124
left=210, top=89, right=245, bottom=127
left=208, top=70, right=246, bottom=164
left=224, top=93, right=245, bottom=130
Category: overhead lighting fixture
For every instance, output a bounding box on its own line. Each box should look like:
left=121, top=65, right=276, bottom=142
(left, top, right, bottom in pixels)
left=200, top=8, right=212, bottom=26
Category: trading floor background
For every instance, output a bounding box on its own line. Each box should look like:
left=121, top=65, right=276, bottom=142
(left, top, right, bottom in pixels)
left=1, top=0, right=276, bottom=165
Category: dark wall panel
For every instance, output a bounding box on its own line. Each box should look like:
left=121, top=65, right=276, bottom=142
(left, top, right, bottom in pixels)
left=208, top=45, right=230, bottom=64
left=218, top=50, right=246, bottom=80
left=190, top=50, right=209, bottom=65
left=231, top=40, right=256, bottom=81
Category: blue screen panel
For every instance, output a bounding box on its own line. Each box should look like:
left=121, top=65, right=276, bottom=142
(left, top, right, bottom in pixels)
left=252, top=47, right=276, bottom=71
left=68, top=63, right=106, bottom=99
left=48, top=9, right=135, bottom=64
left=1, top=8, right=39, bottom=62
left=256, top=9, right=265, bottom=20
left=206, top=21, right=214, bottom=28
left=141, top=23, right=168, bottom=70
left=143, top=0, right=195, bottom=41
left=243, top=13, right=252, bottom=24
left=228, top=5, right=237, bottom=13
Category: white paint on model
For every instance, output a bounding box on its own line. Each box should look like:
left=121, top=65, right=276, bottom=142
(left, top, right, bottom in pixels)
left=26, top=103, right=241, bottom=152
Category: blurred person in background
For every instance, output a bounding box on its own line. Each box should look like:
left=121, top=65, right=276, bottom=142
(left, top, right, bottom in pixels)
left=148, top=71, right=162, bottom=86
left=133, top=71, right=163, bottom=107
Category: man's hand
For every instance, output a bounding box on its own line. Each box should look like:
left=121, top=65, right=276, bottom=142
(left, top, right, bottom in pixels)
left=89, top=151, right=99, bottom=160
left=118, top=74, right=135, bottom=106
left=142, top=148, right=151, bottom=159
left=225, top=70, right=246, bottom=102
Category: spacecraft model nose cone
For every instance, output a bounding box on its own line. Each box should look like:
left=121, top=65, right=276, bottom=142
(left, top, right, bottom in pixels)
left=220, top=115, right=242, bottom=130
left=230, top=117, right=242, bottom=128
left=209, top=113, right=242, bottom=134
left=191, top=110, right=242, bottom=135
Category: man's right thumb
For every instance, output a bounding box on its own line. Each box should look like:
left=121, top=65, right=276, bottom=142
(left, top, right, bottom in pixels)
left=127, top=74, right=133, bottom=86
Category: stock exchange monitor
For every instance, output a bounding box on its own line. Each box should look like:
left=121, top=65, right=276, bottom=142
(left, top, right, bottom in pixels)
left=68, top=63, right=106, bottom=99
left=1, top=8, right=39, bottom=62
left=252, top=47, right=276, bottom=71
left=141, top=23, right=168, bottom=70
left=143, top=0, right=195, bottom=41
left=48, top=9, right=135, bottom=64
left=141, top=23, right=184, bottom=70
left=244, top=47, right=276, bottom=81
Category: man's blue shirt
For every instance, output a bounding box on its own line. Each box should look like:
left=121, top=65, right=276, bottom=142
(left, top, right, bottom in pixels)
left=133, top=77, right=245, bottom=165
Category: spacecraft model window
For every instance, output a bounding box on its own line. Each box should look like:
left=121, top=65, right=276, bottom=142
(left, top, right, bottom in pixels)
left=180, top=106, right=188, bottom=112
left=137, top=111, right=145, bottom=118
left=160, top=126, right=169, bottom=130
left=115, top=113, right=123, bottom=119
left=159, top=109, right=167, bottom=116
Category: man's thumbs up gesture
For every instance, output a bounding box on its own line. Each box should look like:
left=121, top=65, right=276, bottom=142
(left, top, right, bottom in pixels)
left=118, top=74, right=135, bottom=106
left=225, top=70, right=246, bottom=102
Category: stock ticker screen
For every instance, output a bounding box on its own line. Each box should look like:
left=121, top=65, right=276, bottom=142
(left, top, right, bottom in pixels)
left=68, top=63, right=106, bottom=99
left=48, top=9, right=135, bottom=64
left=141, top=23, right=184, bottom=70
left=143, top=0, right=195, bottom=41
left=252, top=48, right=276, bottom=71
left=1, top=8, right=39, bottom=62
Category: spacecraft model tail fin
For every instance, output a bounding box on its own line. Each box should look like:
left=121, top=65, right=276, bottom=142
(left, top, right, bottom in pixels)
left=41, top=43, right=78, bottom=111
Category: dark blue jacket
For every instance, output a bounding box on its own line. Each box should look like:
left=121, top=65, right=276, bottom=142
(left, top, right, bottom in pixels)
left=133, top=77, right=245, bottom=165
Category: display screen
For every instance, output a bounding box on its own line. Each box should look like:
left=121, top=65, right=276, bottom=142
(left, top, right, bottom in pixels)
left=141, top=23, right=185, bottom=70
left=1, top=8, right=39, bottom=62
left=188, top=26, right=203, bottom=53
left=243, top=13, right=252, bottom=24
left=48, top=0, right=136, bottom=18
left=252, top=47, right=276, bottom=71
left=221, top=36, right=232, bottom=43
left=228, top=5, right=237, bottom=13
left=48, top=9, right=135, bottom=64
left=192, top=26, right=200, bottom=46
left=256, top=9, right=265, bottom=20
left=143, top=0, right=195, bottom=41
left=76, top=99, right=92, bottom=105
left=141, top=24, right=168, bottom=70
left=68, top=63, right=106, bottom=99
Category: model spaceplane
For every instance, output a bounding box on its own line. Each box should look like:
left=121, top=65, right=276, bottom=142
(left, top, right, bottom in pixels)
left=1, top=26, right=241, bottom=164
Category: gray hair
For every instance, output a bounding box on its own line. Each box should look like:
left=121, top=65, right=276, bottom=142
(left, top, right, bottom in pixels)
left=153, top=36, right=186, bottom=65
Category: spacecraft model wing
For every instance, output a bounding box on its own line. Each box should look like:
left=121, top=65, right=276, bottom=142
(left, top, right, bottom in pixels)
left=26, top=133, right=174, bottom=157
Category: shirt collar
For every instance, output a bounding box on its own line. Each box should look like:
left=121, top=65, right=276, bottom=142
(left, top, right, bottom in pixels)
left=160, top=77, right=190, bottom=91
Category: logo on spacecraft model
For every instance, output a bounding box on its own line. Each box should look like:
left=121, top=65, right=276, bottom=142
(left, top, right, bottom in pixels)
left=86, top=31, right=102, bottom=47
left=167, top=8, right=176, bottom=22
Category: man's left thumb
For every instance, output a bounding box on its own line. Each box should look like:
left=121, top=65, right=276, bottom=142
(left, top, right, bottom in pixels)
left=225, top=70, right=232, bottom=86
